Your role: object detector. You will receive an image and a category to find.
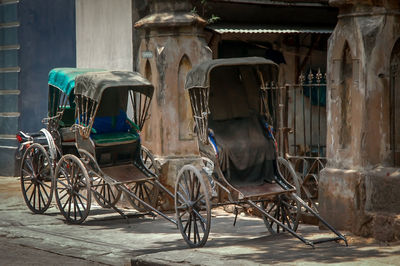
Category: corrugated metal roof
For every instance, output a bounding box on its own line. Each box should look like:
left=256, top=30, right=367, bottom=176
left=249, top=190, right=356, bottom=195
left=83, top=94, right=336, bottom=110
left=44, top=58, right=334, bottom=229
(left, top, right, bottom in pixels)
left=207, top=24, right=333, bottom=34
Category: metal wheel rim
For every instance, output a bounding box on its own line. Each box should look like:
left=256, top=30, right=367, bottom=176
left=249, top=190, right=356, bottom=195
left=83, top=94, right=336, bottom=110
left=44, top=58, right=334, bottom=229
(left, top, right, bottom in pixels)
left=141, top=146, right=159, bottom=176
left=175, top=165, right=211, bottom=248
left=54, top=154, right=91, bottom=224
left=20, top=143, right=54, bottom=214
left=277, top=157, right=301, bottom=195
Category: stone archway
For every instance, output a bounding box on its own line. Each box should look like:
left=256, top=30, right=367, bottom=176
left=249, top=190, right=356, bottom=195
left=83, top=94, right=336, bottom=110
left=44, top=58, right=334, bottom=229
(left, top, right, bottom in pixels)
left=143, top=60, right=153, bottom=142
left=177, top=55, right=193, bottom=141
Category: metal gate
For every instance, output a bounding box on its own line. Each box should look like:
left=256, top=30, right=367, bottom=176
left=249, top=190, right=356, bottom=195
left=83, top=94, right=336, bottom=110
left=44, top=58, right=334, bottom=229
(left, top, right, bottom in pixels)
left=269, top=69, right=327, bottom=213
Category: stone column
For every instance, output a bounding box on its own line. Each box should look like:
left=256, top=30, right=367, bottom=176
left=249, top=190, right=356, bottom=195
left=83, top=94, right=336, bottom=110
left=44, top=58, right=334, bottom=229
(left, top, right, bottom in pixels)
left=134, top=0, right=212, bottom=194
left=320, top=0, right=400, bottom=241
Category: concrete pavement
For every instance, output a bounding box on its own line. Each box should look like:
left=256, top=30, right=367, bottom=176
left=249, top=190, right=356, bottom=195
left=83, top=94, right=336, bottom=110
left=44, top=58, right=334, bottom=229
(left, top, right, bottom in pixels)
left=1, top=176, right=400, bottom=265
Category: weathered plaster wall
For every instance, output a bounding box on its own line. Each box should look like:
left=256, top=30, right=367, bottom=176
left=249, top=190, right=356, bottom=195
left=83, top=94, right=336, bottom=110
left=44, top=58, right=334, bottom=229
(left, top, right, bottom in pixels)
left=134, top=1, right=212, bottom=194
left=321, top=1, right=400, bottom=240
left=137, top=34, right=211, bottom=156
left=76, top=0, right=132, bottom=70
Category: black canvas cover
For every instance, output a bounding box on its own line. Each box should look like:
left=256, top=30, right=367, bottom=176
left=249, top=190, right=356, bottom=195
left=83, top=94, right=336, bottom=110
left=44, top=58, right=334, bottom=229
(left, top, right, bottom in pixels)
left=210, top=115, right=276, bottom=185
left=185, top=57, right=278, bottom=90
left=75, top=71, right=154, bottom=102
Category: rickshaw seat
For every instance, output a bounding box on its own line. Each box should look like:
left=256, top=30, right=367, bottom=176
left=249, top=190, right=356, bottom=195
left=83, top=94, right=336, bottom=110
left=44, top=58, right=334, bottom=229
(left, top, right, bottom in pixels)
left=209, top=115, right=276, bottom=185
left=91, top=132, right=139, bottom=147
left=90, top=109, right=139, bottom=147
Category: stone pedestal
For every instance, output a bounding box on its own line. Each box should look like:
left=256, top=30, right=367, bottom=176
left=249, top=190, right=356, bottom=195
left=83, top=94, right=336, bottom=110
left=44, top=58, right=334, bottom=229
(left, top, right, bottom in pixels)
left=321, top=0, right=400, bottom=241
left=134, top=0, right=212, bottom=191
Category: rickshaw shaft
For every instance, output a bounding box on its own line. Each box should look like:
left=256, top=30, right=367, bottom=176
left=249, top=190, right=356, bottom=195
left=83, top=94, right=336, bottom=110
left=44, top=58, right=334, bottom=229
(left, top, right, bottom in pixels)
left=246, top=199, right=314, bottom=248
left=117, top=184, right=177, bottom=225
left=291, top=194, right=348, bottom=246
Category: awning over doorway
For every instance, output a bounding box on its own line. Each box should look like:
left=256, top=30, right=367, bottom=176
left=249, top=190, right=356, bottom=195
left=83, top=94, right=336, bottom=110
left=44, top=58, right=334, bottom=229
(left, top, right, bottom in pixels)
left=206, top=24, right=333, bottom=34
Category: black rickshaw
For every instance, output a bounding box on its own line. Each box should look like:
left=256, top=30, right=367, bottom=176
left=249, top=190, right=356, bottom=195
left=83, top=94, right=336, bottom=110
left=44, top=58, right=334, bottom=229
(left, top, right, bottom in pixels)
left=173, top=57, right=348, bottom=248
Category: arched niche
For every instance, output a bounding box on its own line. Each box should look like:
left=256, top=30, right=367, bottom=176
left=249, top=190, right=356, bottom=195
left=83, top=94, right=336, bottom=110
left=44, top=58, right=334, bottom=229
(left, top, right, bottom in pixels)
left=143, top=60, right=153, bottom=141
left=177, top=55, right=193, bottom=140
left=339, top=41, right=353, bottom=149
left=390, top=39, right=400, bottom=166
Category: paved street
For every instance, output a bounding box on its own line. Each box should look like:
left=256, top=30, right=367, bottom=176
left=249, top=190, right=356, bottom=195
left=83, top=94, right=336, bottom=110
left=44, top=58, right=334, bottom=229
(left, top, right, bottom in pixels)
left=1, top=176, right=400, bottom=266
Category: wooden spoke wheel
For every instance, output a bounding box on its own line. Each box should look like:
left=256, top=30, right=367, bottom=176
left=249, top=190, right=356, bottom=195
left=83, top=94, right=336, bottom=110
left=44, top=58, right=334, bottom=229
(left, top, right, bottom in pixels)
left=78, top=150, right=121, bottom=208
left=261, top=194, right=300, bottom=234
left=140, top=146, right=159, bottom=176
left=124, top=180, right=159, bottom=212
left=54, top=154, right=91, bottom=224
left=303, top=174, right=319, bottom=200
left=91, top=175, right=121, bottom=208
left=175, top=165, right=211, bottom=248
left=20, top=143, right=54, bottom=214
left=123, top=145, right=161, bottom=212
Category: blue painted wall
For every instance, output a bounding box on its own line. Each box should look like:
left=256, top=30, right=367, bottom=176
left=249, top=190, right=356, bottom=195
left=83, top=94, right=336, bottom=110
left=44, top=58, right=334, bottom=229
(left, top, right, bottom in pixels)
left=18, top=0, right=76, bottom=132
left=0, top=0, right=76, bottom=176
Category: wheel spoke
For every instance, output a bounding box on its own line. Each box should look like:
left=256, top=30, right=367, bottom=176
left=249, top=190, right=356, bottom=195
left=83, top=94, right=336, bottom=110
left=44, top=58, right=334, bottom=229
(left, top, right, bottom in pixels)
left=184, top=212, right=192, bottom=234
left=67, top=194, right=72, bottom=218
left=176, top=191, right=189, bottom=205
left=37, top=179, right=52, bottom=190
left=58, top=189, right=69, bottom=202
left=193, top=213, right=198, bottom=244
left=189, top=172, right=195, bottom=201
left=142, top=183, right=152, bottom=201
left=62, top=193, right=71, bottom=210
left=108, top=185, right=116, bottom=201
left=142, top=152, right=149, bottom=164
left=194, top=178, right=201, bottom=202
left=178, top=208, right=188, bottom=219
left=192, top=194, right=205, bottom=206
left=24, top=182, right=34, bottom=194
left=76, top=192, right=87, bottom=211
left=30, top=184, right=36, bottom=206
left=22, top=168, right=34, bottom=178
left=138, top=184, right=144, bottom=203
left=178, top=183, right=190, bottom=199
left=73, top=196, right=77, bottom=220
left=38, top=184, right=47, bottom=209
left=56, top=178, right=69, bottom=189
left=25, top=159, right=35, bottom=174
left=183, top=173, right=191, bottom=200
left=74, top=196, right=83, bottom=218
left=37, top=163, right=48, bottom=178
left=187, top=212, right=192, bottom=241
left=74, top=191, right=88, bottom=202
left=193, top=209, right=207, bottom=224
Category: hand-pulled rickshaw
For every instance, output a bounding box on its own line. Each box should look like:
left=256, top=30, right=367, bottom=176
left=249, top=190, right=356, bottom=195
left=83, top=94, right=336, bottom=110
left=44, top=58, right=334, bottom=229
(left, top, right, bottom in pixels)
left=174, top=57, right=348, bottom=248
left=17, top=68, right=104, bottom=214
left=17, top=68, right=171, bottom=224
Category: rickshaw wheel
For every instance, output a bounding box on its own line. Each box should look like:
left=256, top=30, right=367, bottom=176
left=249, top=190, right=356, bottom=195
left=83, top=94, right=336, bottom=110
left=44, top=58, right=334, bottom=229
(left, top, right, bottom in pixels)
left=91, top=176, right=121, bottom=208
left=175, top=165, right=211, bottom=248
left=20, top=143, right=54, bottom=214
left=277, top=157, right=301, bottom=195
left=54, top=154, right=91, bottom=224
left=141, top=146, right=160, bottom=176
left=124, top=180, right=159, bottom=212
left=122, top=145, right=161, bottom=212
left=78, top=149, right=121, bottom=208
left=261, top=194, right=300, bottom=234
